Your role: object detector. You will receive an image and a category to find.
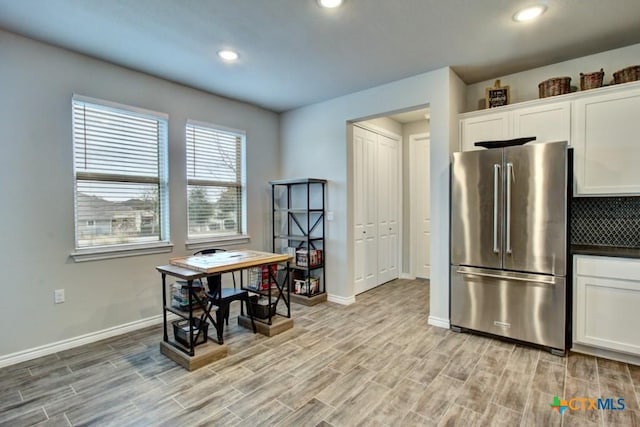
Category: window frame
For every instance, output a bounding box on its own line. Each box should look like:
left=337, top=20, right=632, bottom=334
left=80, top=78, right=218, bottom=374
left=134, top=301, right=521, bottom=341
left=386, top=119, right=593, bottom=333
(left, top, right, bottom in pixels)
left=184, top=119, right=249, bottom=249
left=70, top=94, right=172, bottom=262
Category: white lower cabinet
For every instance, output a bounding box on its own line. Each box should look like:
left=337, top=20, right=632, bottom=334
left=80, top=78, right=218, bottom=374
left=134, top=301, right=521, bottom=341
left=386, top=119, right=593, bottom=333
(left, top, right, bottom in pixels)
left=573, top=255, right=640, bottom=355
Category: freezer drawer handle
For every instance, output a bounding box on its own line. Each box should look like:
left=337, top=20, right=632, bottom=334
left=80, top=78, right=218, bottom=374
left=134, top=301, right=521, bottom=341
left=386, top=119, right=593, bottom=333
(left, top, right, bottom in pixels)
left=456, top=269, right=556, bottom=285
left=493, top=164, right=500, bottom=254
left=506, top=162, right=513, bottom=254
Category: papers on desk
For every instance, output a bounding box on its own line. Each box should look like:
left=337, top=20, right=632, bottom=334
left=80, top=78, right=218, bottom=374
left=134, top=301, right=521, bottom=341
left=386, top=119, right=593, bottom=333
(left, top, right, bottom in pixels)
left=170, top=250, right=290, bottom=274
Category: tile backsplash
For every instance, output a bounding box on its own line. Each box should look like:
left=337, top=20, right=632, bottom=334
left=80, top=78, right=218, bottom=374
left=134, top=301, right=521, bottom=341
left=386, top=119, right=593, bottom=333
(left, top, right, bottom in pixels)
left=571, top=197, right=640, bottom=247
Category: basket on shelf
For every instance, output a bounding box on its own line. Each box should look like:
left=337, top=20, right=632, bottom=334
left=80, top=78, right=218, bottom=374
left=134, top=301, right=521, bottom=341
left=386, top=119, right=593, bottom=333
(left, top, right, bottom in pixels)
left=580, top=68, right=604, bottom=91
left=538, top=76, right=571, bottom=98
left=247, top=295, right=277, bottom=319
left=612, top=65, right=640, bottom=84
left=172, top=318, right=208, bottom=348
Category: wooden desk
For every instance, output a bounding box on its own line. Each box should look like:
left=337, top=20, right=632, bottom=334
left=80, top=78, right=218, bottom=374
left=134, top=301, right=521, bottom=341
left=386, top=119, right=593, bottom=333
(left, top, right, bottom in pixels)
left=157, top=250, right=292, bottom=370
left=169, top=250, right=290, bottom=274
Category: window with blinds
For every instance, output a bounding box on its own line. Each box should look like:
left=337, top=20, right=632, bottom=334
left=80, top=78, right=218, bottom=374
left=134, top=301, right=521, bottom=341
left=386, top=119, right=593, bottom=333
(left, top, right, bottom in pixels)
left=72, top=95, right=169, bottom=249
left=186, top=121, right=245, bottom=240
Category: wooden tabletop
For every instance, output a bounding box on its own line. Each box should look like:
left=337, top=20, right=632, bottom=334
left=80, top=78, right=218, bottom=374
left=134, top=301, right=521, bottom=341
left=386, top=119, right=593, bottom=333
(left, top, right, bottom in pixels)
left=155, top=263, right=208, bottom=280
left=167, top=250, right=291, bottom=275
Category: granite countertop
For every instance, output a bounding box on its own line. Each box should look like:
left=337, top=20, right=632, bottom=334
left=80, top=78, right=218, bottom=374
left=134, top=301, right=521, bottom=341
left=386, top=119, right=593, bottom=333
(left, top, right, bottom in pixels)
left=571, top=244, right=640, bottom=259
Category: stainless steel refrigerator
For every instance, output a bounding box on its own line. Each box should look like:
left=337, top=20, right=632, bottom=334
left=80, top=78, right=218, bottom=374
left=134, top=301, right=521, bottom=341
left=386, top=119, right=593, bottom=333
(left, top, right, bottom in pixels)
left=450, top=140, right=569, bottom=354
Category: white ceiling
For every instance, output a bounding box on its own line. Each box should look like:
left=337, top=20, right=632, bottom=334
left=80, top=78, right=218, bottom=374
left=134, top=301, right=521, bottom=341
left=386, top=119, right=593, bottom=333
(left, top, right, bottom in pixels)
left=1, top=0, right=640, bottom=112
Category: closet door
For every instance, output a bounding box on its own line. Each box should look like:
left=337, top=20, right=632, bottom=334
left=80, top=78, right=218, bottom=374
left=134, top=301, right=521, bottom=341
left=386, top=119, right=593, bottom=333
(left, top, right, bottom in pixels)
left=410, top=134, right=430, bottom=279
left=353, top=126, right=378, bottom=294
left=377, top=133, right=399, bottom=285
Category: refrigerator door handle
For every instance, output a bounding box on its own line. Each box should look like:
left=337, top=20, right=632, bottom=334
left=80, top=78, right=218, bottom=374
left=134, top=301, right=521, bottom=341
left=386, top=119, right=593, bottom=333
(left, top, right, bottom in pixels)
left=455, top=268, right=556, bottom=285
left=505, top=162, right=513, bottom=254
left=493, top=164, right=500, bottom=253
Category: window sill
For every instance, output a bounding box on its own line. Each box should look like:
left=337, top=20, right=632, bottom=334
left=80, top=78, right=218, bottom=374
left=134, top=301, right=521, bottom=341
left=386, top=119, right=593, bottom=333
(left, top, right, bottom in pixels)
left=71, top=241, right=174, bottom=262
left=185, top=235, right=251, bottom=251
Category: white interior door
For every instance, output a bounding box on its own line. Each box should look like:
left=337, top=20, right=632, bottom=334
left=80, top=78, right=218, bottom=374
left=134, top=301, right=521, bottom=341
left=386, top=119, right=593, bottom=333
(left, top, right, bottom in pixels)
left=410, top=133, right=430, bottom=278
left=353, top=126, right=377, bottom=294
left=376, top=133, right=400, bottom=285
left=353, top=125, right=400, bottom=294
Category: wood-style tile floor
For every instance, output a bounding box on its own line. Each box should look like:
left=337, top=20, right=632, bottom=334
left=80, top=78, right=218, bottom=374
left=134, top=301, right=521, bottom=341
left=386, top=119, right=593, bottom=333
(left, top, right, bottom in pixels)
left=1, top=279, right=639, bottom=426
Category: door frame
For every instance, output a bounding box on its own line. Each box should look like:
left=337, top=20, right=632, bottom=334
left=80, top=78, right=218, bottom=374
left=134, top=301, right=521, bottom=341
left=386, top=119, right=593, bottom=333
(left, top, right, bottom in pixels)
left=409, top=132, right=430, bottom=279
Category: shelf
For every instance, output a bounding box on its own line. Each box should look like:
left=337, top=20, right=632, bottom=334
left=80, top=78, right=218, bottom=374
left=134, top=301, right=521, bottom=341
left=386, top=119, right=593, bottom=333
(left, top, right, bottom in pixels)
left=274, top=235, right=324, bottom=241
left=292, top=291, right=324, bottom=297
left=274, top=208, right=324, bottom=213
left=270, top=178, right=328, bottom=185
left=165, top=304, right=217, bottom=319
left=272, top=178, right=326, bottom=303
left=289, top=263, right=324, bottom=270
left=242, top=282, right=288, bottom=299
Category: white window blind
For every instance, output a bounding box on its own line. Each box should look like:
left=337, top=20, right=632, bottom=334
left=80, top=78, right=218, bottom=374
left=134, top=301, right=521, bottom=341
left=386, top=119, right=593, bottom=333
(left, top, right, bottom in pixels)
left=72, top=96, right=169, bottom=249
left=186, top=121, right=245, bottom=239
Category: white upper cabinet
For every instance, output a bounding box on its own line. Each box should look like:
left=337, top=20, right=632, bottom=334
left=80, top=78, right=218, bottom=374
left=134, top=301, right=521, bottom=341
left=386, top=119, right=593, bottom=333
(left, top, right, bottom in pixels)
left=459, top=81, right=640, bottom=195
left=460, top=111, right=509, bottom=152
left=512, top=102, right=571, bottom=144
left=574, top=85, right=640, bottom=195
left=459, top=101, right=571, bottom=152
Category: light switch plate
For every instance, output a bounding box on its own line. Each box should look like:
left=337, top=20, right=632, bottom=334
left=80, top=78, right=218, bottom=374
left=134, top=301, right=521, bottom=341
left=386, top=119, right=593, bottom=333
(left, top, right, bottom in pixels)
left=327, top=211, right=334, bottom=221
left=54, top=289, right=65, bottom=304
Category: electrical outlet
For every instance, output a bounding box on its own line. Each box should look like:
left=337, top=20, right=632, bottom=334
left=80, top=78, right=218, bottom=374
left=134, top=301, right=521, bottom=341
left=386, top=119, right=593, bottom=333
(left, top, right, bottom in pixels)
left=54, top=289, right=65, bottom=304
left=327, top=211, right=334, bottom=221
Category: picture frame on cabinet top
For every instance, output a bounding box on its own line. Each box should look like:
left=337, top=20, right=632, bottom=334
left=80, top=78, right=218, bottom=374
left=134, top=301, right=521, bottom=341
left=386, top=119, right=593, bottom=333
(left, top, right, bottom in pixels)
left=485, top=79, right=510, bottom=109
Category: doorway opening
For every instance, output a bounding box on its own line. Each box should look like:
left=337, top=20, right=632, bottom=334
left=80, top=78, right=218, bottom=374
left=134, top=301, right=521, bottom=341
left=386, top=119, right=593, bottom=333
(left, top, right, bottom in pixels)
left=350, top=105, right=431, bottom=296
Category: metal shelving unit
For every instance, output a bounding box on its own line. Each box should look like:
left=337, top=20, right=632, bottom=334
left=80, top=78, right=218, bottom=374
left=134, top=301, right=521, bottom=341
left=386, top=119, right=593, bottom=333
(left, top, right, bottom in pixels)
left=270, top=178, right=327, bottom=306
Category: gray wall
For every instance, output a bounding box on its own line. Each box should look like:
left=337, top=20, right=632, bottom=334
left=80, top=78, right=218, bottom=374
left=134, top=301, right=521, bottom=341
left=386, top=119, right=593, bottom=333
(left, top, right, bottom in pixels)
left=0, top=30, right=280, bottom=359
left=280, top=67, right=465, bottom=329
left=6, top=28, right=637, bottom=362
left=466, top=42, right=640, bottom=112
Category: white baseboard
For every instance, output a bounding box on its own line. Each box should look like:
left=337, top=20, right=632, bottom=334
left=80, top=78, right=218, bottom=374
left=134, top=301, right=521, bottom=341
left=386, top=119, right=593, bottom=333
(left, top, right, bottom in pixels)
left=0, top=315, right=166, bottom=369
left=327, top=293, right=356, bottom=305
left=571, top=343, right=640, bottom=365
left=428, top=316, right=450, bottom=329
left=399, top=273, right=416, bottom=280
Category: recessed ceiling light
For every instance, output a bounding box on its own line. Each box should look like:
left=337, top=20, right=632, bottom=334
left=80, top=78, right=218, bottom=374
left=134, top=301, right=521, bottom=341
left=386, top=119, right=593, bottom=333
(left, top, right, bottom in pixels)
left=218, top=50, right=239, bottom=61
left=317, top=0, right=344, bottom=8
left=513, top=4, right=547, bottom=22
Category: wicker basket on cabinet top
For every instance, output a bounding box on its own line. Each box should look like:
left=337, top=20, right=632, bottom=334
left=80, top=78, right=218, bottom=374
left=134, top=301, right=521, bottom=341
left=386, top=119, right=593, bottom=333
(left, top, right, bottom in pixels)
left=580, top=69, right=604, bottom=91
left=538, top=76, right=571, bottom=98
left=613, top=65, right=640, bottom=84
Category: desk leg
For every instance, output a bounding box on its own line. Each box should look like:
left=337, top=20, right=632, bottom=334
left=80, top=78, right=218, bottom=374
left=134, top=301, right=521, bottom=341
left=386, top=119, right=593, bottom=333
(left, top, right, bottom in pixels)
left=162, top=273, right=168, bottom=342
left=216, top=305, right=225, bottom=344
left=286, top=262, right=291, bottom=318
left=268, top=273, right=273, bottom=325
left=187, top=280, right=195, bottom=357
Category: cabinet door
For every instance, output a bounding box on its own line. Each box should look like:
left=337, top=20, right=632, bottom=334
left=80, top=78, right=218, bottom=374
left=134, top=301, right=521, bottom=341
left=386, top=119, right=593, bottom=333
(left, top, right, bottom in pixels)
left=574, top=87, right=640, bottom=194
left=460, top=112, right=510, bottom=151
left=574, top=256, right=640, bottom=355
left=512, top=101, right=571, bottom=145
